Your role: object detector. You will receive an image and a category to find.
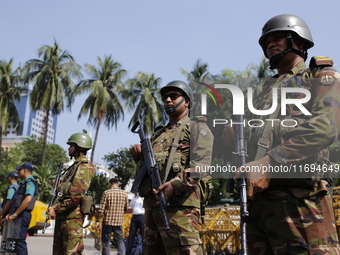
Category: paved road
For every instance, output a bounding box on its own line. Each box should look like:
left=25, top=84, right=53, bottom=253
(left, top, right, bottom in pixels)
left=22, top=235, right=118, bottom=255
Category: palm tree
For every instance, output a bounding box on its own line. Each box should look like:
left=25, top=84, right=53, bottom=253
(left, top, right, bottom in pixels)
left=122, top=72, right=165, bottom=135
left=181, top=59, right=213, bottom=116
left=22, top=40, right=82, bottom=165
left=0, top=59, right=21, bottom=164
left=33, top=161, right=56, bottom=203
left=75, top=55, right=126, bottom=163
left=238, top=56, right=276, bottom=91
left=181, top=59, right=211, bottom=81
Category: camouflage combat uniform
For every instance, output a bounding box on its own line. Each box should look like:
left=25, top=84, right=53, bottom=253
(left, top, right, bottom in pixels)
left=52, top=156, right=95, bottom=255
left=246, top=57, right=340, bottom=254
left=138, top=114, right=214, bottom=255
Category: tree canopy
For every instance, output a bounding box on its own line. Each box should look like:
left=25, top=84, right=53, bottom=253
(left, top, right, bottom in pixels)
left=103, top=147, right=136, bottom=190
left=0, top=136, right=69, bottom=202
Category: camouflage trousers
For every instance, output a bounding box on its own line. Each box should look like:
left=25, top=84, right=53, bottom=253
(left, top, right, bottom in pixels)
left=53, top=217, right=85, bottom=255
left=247, top=190, right=340, bottom=255
left=144, top=206, right=202, bottom=255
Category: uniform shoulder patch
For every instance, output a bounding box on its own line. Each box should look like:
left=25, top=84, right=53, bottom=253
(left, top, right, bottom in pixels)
left=200, top=128, right=208, bottom=137
left=320, top=74, right=335, bottom=85
left=79, top=169, right=86, bottom=175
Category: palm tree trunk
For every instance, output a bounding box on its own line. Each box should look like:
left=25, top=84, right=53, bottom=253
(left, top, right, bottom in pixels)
left=41, top=109, right=50, bottom=166
left=91, top=122, right=101, bottom=163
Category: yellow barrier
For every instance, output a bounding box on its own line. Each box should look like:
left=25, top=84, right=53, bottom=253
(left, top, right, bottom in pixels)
left=89, top=208, right=241, bottom=253
left=87, top=188, right=340, bottom=253
left=91, top=213, right=132, bottom=251
left=199, top=206, right=240, bottom=254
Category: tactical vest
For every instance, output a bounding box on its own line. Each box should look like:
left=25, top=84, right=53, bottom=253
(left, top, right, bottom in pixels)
left=246, top=56, right=335, bottom=188
left=1, top=185, right=19, bottom=217
left=10, top=178, right=38, bottom=213
left=152, top=115, right=191, bottom=183
left=54, top=160, right=84, bottom=205
left=138, top=115, right=210, bottom=204
left=138, top=116, right=190, bottom=199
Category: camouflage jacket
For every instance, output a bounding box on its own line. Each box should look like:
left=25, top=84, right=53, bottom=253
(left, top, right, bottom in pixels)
left=140, top=114, right=214, bottom=208
left=247, top=57, right=340, bottom=196
left=53, top=156, right=95, bottom=219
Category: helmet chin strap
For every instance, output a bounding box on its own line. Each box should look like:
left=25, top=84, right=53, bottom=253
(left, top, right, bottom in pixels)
left=165, top=98, right=185, bottom=114
left=269, top=33, right=307, bottom=70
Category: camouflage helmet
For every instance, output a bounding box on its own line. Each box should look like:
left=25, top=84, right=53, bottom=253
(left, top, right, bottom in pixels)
left=160, top=80, right=193, bottom=103
left=67, top=133, right=92, bottom=150
left=259, top=14, right=314, bottom=57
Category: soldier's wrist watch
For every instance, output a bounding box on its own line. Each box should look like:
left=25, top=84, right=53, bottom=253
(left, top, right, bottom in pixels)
left=11, top=213, right=17, bottom=218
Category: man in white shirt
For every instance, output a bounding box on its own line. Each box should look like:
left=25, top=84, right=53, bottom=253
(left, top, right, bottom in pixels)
left=127, top=192, right=144, bottom=255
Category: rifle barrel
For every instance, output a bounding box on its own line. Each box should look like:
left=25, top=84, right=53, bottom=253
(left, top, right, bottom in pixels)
left=234, top=115, right=248, bottom=255
left=42, top=162, right=63, bottom=234
left=131, top=121, right=170, bottom=230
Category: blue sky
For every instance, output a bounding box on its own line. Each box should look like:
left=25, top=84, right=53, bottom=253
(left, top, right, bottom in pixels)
left=2, top=1, right=340, bottom=165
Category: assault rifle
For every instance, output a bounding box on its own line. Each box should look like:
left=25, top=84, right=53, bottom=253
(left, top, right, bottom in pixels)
left=42, top=162, right=63, bottom=234
left=131, top=121, right=170, bottom=230
left=228, top=115, right=248, bottom=255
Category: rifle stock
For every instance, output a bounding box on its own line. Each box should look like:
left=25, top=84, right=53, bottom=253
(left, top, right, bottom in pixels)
left=233, top=115, right=248, bottom=255
left=42, top=162, right=63, bottom=234
left=131, top=121, right=170, bottom=230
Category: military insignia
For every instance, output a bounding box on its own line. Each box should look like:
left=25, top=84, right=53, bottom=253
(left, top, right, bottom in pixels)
left=26, top=185, right=30, bottom=189
left=320, top=75, right=335, bottom=85
left=79, top=169, right=85, bottom=175
left=200, top=128, right=208, bottom=137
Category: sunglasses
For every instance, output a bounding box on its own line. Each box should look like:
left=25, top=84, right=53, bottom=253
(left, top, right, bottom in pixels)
left=161, top=92, right=183, bottom=102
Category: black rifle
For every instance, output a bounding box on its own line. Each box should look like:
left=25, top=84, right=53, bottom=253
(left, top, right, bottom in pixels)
left=233, top=115, right=248, bottom=255
left=42, top=162, right=63, bottom=234
left=131, top=121, right=170, bottom=230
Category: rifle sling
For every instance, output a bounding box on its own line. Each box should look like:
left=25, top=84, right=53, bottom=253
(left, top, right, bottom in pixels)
left=162, top=116, right=190, bottom=183
left=254, top=67, right=308, bottom=160
left=53, top=161, right=82, bottom=206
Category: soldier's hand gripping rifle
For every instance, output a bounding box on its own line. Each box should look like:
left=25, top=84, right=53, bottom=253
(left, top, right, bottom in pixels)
left=233, top=115, right=249, bottom=255
left=42, top=162, right=63, bottom=234
left=131, top=121, right=170, bottom=230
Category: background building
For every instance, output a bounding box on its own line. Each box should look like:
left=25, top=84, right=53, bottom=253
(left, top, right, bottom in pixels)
left=1, top=85, right=58, bottom=151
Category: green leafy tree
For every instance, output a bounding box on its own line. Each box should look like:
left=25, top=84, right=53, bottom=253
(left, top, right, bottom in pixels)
left=210, top=178, right=228, bottom=205
left=33, top=161, right=56, bottom=203
left=0, top=136, right=68, bottom=174
left=103, top=147, right=136, bottom=190
left=0, top=145, right=25, bottom=175
left=75, top=55, right=126, bottom=163
left=0, top=136, right=68, bottom=201
left=22, top=40, right=82, bottom=166
left=181, top=59, right=212, bottom=117
left=122, top=72, right=166, bottom=135
left=88, top=174, right=110, bottom=204
left=19, top=136, right=69, bottom=170
left=0, top=59, right=21, bottom=164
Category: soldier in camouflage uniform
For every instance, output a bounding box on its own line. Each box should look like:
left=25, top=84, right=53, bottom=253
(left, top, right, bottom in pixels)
left=48, top=132, right=95, bottom=255
left=130, top=80, right=214, bottom=255
left=224, top=14, right=340, bottom=254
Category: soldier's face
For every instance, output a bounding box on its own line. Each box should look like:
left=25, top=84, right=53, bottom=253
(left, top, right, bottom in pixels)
left=162, top=89, right=189, bottom=114
left=265, top=32, right=287, bottom=59
left=68, top=143, right=76, bottom=157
